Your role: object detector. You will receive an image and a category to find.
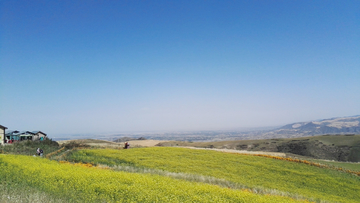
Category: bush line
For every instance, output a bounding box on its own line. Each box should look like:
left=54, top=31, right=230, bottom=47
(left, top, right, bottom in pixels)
left=45, top=147, right=65, bottom=158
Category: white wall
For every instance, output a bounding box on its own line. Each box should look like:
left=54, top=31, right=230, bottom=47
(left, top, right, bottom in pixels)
left=0, top=128, right=4, bottom=145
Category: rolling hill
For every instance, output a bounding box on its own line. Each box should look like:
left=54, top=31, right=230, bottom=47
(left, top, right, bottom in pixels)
left=159, top=134, right=360, bottom=162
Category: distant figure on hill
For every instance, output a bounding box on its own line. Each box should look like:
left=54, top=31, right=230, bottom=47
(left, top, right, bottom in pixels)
left=124, top=142, right=130, bottom=149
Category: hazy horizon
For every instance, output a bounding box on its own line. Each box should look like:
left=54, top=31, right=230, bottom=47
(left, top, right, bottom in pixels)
left=1, top=1, right=360, bottom=135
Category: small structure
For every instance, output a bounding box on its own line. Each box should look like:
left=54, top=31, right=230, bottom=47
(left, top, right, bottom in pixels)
left=31, top=131, right=47, bottom=141
left=0, top=125, right=8, bottom=145
left=19, top=131, right=36, bottom=141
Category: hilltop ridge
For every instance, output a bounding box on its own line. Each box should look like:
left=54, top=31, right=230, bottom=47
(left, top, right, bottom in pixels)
left=276, top=115, right=360, bottom=136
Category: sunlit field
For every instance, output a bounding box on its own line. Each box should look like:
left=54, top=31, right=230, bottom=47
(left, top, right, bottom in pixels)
left=67, top=147, right=360, bottom=203
left=0, top=154, right=306, bottom=203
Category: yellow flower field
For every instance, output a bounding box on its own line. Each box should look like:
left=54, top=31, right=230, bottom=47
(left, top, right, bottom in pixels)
left=0, top=154, right=305, bottom=203
left=67, top=147, right=360, bottom=203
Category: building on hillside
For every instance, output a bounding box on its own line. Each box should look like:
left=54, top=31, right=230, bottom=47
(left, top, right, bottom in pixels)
left=5, top=130, right=47, bottom=143
left=0, top=125, right=8, bottom=145
left=19, top=131, right=36, bottom=141
left=31, top=131, right=47, bottom=141
left=5, top=130, right=23, bottom=143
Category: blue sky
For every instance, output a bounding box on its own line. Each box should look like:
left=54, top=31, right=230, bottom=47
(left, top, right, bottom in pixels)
left=1, top=0, right=359, bottom=136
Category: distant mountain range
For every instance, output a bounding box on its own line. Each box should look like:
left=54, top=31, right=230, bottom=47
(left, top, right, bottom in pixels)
left=270, top=115, right=360, bottom=137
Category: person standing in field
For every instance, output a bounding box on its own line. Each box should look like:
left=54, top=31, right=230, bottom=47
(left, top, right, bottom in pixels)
left=124, top=142, right=130, bottom=149
left=37, top=148, right=44, bottom=156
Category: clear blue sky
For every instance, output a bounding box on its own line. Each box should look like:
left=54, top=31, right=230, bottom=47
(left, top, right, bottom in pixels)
left=1, top=0, right=359, bottom=136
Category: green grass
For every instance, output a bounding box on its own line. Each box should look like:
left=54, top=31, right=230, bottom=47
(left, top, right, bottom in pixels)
left=67, top=147, right=360, bottom=203
left=308, top=159, right=360, bottom=171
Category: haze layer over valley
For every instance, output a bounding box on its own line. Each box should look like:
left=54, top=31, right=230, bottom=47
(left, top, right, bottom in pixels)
left=52, top=115, right=360, bottom=142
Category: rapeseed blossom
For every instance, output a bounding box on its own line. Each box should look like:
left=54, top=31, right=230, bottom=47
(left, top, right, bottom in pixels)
left=0, top=154, right=303, bottom=203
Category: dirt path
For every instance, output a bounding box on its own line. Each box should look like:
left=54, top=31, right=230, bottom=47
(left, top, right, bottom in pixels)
left=57, top=139, right=167, bottom=148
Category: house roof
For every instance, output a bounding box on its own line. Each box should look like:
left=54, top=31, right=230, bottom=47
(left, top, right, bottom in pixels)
left=32, top=131, right=47, bottom=136
left=6, top=130, right=34, bottom=136
left=0, top=125, right=7, bottom=129
left=6, top=130, right=20, bottom=136
left=5, top=130, right=47, bottom=136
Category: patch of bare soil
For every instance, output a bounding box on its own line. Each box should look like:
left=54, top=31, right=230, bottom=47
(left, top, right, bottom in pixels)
left=126, top=140, right=168, bottom=147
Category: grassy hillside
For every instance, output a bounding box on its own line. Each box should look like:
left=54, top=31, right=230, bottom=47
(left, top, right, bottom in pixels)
left=158, top=134, right=360, bottom=162
left=2, top=141, right=359, bottom=202
left=66, top=147, right=360, bottom=203
left=0, top=154, right=304, bottom=203
left=0, top=139, right=60, bottom=156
